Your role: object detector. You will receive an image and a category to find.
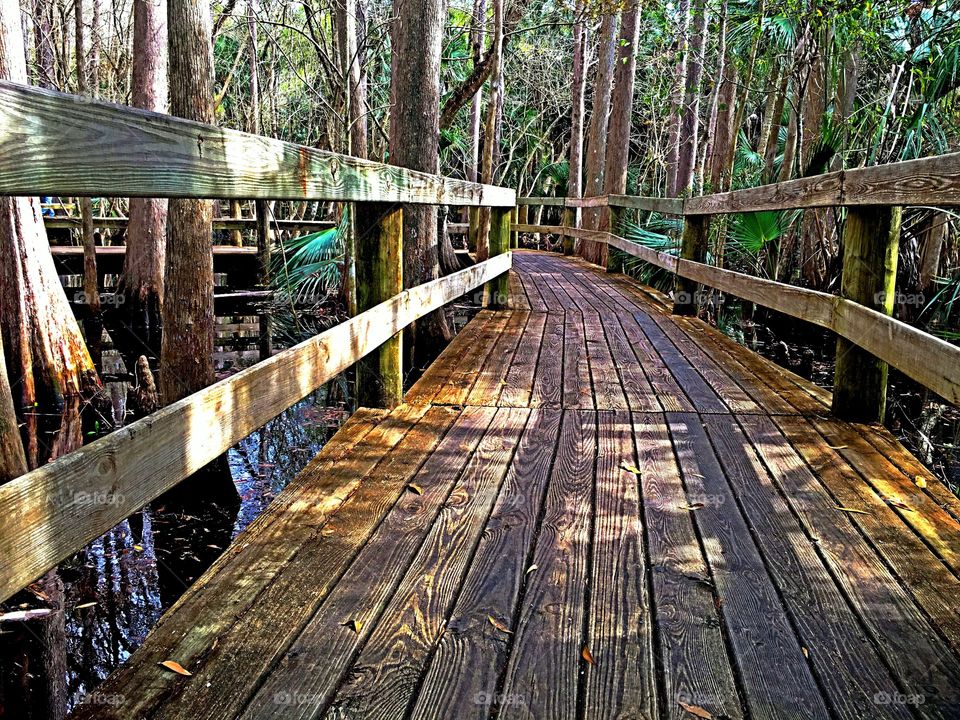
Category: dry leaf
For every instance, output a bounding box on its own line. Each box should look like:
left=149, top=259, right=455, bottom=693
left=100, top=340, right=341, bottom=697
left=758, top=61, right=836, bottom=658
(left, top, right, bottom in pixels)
left=834, top=506, right=869, bottom=515
left=75, top=601, right=97, bottom=610
left=801, top=646, right=809, bottom=658
left=0, top=608, right=52, bottom=622
left=341, top=619, right=363, bottom=633
left=133, top=545, right=144, bottom=552
left=581, top=645, right=595, bottom=665
left=487, top=615, right=513, bottom=634
left=621, top=463, right=643, bottom=475
left=407, top=484, right=423, bottom=495
left=915, top=476, right=927, bottom=489
left=158, top=660, right=192, bottom=676
left=524, top=564, right=538, bottom=576
left=678, top=701, right=713, bottom=719
left=682, top=502, right=705, bottom=511
left=827, top=445, right=847, bottom=450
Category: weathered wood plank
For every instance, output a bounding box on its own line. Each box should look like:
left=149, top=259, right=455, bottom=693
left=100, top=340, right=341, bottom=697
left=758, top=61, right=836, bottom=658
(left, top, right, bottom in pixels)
left=607, top=195, right=685, bottom=215
left=466, top=311, right=529, bottom=405
left=497, top=410, right=595, bottom=719
left=584, top=411, right=657, bottom=719
left=0, top=81, right=515, bottom=206
left=632, top=413, right=744, bottom=720
left=0, top=254, right=511, bottom=602
left=685, top=172, right=844, bottom=214
left=530, top=311, right=564, bottom=408
left=410, top=408, right=562, bottom=719
left=562, top=310, right=594, bottom=409
left=325, top=408, right=528, bottom=719
left=499, top=312, right=546, bottom=408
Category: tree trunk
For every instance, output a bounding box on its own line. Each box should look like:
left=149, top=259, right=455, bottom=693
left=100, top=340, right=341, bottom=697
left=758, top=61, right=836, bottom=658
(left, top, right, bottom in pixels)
left=465, top=0, right=486, bottom=252
left=675, top=0, right=709, bottom=196
left=160, top=0, right=215, bottom=403
left=566, top=0, right=587, bottom=203
left=0, top=336, right=26, bottom=482
left=762, top=61, right=789, bottom=182
left=476, top=0, right=504, bottom=260
left=756, top=54, right=783, bottom=168
left=75, top=0, right=100, bottom=316
left=664, top=0, right=690, bottom=196
left=708, top=5, right=737, bottom=192
left=799, top=26, right=827, bottom=285
left=389, top=0, right=451, bottom=371
left=722, top=0, right=764, bottom=188
left=32, top=0, right=55, bottom=87
left=122, top=0, right=168, bottom=346
left=919, top=212, right=948, bottom=292
left=0, top=1, right=99, bottom=468
left=602, top=4, right=640, bottom=200
left=582, top=9, right=619, bottom=233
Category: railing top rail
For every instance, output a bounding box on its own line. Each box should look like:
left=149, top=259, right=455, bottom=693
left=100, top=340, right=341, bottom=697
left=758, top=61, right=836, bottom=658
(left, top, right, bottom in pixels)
left=518, top=150, right=960, bottom=215
left=0, top=81, right=516, bottom=207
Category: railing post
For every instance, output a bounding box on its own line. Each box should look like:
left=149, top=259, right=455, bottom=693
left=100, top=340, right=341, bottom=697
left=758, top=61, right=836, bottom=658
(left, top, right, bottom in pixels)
left=486, top=206, right=511, bottom=308
left=606, top=202, right=623, bottom=273
left=672, top=214, right=710, bottom=315
left=355, top=202, right=404, bottom=408
left=510, top=205, right=519, bottom=249
left=562, top=202, right=576, bottom=255
left=254, top=199, right=273, bottom=360
left=832, top=206, right=901, bottom=423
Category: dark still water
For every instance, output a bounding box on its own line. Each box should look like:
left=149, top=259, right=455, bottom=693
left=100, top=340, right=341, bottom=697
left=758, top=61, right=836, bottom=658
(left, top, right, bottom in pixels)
left=0, top=388, right=348, bottom=718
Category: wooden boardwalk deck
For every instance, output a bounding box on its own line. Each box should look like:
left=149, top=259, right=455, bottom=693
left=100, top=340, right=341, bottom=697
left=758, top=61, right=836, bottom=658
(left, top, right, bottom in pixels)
left=73, top=251, right=960, bottom=720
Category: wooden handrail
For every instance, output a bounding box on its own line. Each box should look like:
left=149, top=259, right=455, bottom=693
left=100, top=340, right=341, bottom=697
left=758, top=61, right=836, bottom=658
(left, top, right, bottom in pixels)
left=0, top=81, right=515, bottom=207
left=0, top=252, right=511, bottom=603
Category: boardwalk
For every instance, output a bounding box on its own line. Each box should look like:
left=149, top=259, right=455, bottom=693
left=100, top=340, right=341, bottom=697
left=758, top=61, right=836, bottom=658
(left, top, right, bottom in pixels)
left=73, top=252, right=960, bottom=720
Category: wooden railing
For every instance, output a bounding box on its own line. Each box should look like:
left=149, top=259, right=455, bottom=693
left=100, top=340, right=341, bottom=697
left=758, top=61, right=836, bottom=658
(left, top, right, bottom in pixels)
left=0, top=80, right=515, bottom=602
left=514, top=150, right=960, bottom=419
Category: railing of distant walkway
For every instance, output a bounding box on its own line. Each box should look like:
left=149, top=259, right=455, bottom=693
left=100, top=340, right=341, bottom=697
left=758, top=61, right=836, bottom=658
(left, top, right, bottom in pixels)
left=0, top=80, right=515, bottom=602
left=513, top=151, right=960, bottom=423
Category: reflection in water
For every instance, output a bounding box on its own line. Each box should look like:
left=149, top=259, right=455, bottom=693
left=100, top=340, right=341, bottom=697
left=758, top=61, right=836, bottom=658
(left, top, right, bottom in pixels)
left=0, top=387, right=346, bottom=716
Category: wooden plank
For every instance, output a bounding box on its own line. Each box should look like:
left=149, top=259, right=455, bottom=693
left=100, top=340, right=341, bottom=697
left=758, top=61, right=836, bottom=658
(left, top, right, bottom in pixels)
left=633, top=312, right=727, bottom=413
left=529, top=312, right=564, bottom=408
left=606, top=232, right=678, bottom=273
left=0, top=81, right=515, bottom=206
left=810, top=416, right=960, bottom=576
left=45, top=217, right=335, bottom=231
left=582, top=311, right=630, bottom=409
left=618, top=314, right=695, bottom=413
left=431, top=311, right=512, bottom=405
left=776, top=414, right=960, bottom=654
left=0, top=253, right=511, bottom=602
left=410, top=408, right=562, bottom=719
left=499, top=312, right=547, bottom=408
left=737, top=414, right=960, bottom=717
left=842, top=151, right=960, bottom=207
left=146, top=405, right=460, bottom=720
left=562, top=310, right=594, bottom=409
left=632, top=413, right=745, bottom=720
left=497, top=410, right=595, bottom=720
left=517, top=270, right=549, bottom=312
left=685, top=172, right=844, bottom=214
left=466, top=311, right=529, bottom=405
left=236, top=406, right=498, bottom=720
left=516, top=196, right=566, bottom=206
left=666, top=413, right=830, bottom=720
left=583, top=411, right=657, bottom=719
left=607, top=195, right=685, bottom=215
left=324, top=408, right=529, bottom=719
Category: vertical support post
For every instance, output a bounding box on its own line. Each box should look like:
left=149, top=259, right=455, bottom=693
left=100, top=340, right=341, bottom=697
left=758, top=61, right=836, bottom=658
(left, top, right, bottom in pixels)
left=486, top=206, right=511, bottom=308
left=562, top=202, right=576, bottom=255
left=467, top=206, right=480, bottom=253
left=606, top=202, right=623, bottom=273
left=832, top=206, right=901, bottom=423
left=229, top=199, right=243, bottom=246
left=355, top=202, right=404, bottom=408
left=672, top=214, right=710, bottom=316
left=510, top=205, right=519, bottom=249
left=254, top=199, right=273, bottom=360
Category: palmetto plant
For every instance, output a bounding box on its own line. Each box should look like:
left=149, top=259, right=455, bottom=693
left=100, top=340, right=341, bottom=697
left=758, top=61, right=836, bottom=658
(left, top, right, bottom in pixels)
left=728, top=209, right=800, bottom=279
left=267, top=211, right=348, bottom=345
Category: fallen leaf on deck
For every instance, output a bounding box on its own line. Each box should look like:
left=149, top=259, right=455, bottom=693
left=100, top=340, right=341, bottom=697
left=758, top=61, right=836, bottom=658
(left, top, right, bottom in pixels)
left=133, top=545, right=144, bottom=552
left=834, top=506, right=869, bottom=515
left=525, top=564, right=538, bottom=575
left=802, top=646, right=809, bottom=658
left=915, top=476, right=927, bottom=489
left=621, top=463, right=643, bottom=475
left=681, top=502, right=705, bottom=511
left=581, top=645, right=595, bottom=665
left=407, top=484, right=423, bottom=495
left=341, top=619, right=363, bottom=633
left=827, top=445, right=847, bottom=450
left=158, top=660, right=192, bottom=676
left=678, top=701, right=712, bottom=719
left=488, top=615, right=512, bottom=634
left=74, top=601, right=97, bottom=610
